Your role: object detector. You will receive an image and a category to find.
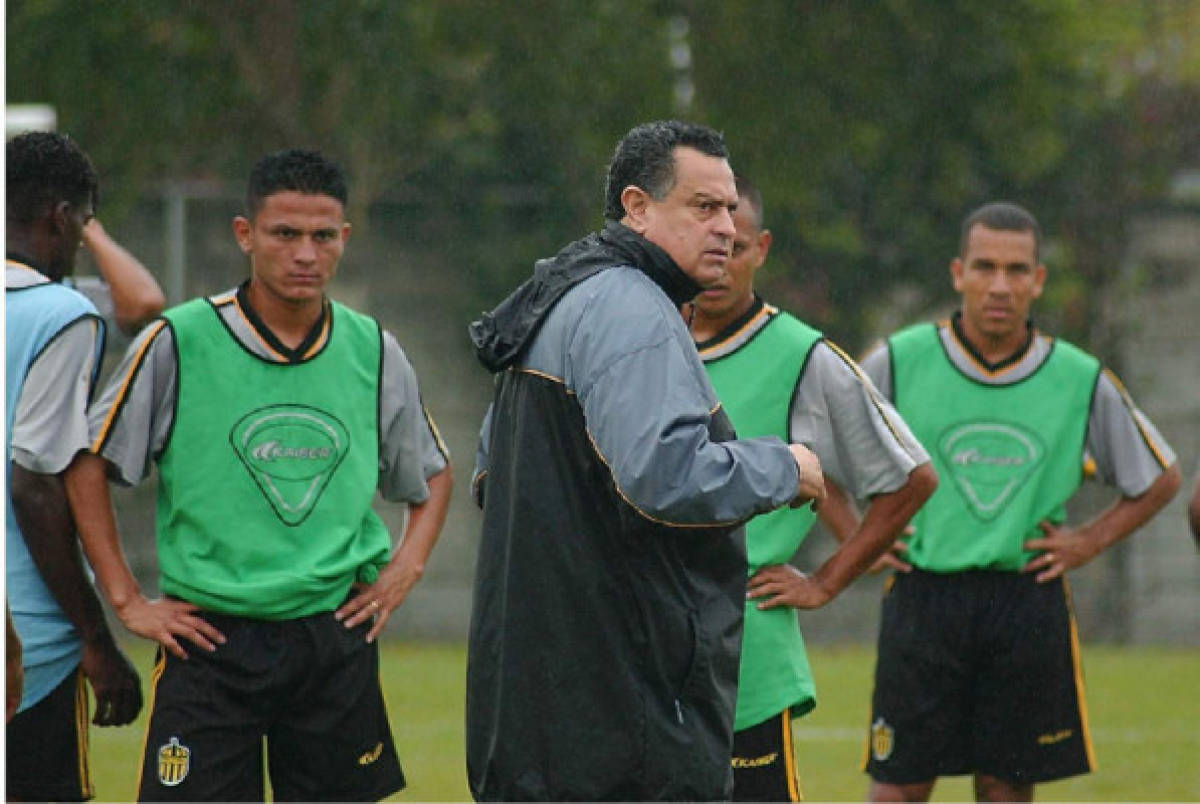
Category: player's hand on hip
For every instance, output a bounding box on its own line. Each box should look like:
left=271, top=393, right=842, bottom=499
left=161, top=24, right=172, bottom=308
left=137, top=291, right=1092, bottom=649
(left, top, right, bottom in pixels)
left=787, top=444, right=826, bottom=511
left=1021, top=520, right=1099, bottom=582
left=747, top=563, right=832, bottom=610
left=81, top=634, right=142, bottom=726
left=871, top=527, right=914, bottom=574
left=115, top=595, right=226, bottom=660
left=336, top=561, right=423, bottom=644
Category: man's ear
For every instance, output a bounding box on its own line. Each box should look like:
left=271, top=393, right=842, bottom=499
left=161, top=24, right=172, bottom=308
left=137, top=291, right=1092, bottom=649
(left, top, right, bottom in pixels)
left=950, top=257, right=964, bottom=293
left=232, top=216, right=253, bottom=255
left=757, top=228, right=773, bottom=265
left=1031, top=263, right=1047, bottom=300
left=50, top=200, right=72, bottom=235
left=620, top=185, right=651, bottom=234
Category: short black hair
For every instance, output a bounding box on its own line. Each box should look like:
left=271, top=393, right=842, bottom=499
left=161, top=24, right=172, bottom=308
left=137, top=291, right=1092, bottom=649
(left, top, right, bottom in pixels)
left=734, top=175, right=764, bottom=230
left=603, top=120, right=729, bottom=221
left=245, top=149, right=348, bottom=217
left=6, top=131, right=98, bottom=225
left=960, top=202, right=1041, bottom=261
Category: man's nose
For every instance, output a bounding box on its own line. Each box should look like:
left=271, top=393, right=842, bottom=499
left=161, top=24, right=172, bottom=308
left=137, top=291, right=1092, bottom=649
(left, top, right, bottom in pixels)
left=713, top=208, right=736, bottom=239
left=294, top=236, right=318, bottom=262
left=988, top=269, right=1012, bottom=294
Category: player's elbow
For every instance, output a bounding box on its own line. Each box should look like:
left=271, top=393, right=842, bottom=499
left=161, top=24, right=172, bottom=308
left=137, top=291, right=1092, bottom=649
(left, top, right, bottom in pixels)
left=1150, top=462, right=1182, bottom=505
left=115, top=290, right=167, bottom=336
left=906, top=461, right=939, bottom=506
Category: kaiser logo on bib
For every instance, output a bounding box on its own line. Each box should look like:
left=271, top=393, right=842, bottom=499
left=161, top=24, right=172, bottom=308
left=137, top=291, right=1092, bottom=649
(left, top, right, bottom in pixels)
left=231, top=404, right=350, bottom=525
left=938, top=421, right=1044, bottom=521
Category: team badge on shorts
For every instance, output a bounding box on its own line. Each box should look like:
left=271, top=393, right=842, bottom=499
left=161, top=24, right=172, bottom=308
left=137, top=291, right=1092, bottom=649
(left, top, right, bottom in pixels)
left=871, top=718, right=895, bottom=761
left=157, top=737, right=191, bottom=786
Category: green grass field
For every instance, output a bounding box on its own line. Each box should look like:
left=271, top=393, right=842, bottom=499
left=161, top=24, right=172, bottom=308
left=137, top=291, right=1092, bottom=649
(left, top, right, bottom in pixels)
left=89, top=641, right=1199, bottom=802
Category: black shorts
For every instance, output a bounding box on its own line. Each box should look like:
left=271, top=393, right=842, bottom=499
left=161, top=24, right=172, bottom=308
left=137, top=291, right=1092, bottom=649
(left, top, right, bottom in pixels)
left=137, top=609, right=404, bottom=801
left=6, top=665, right=94, bottom=801
left=864, top=569, right=1095, bottom=785
left=732, top=708, right=803, bottom=802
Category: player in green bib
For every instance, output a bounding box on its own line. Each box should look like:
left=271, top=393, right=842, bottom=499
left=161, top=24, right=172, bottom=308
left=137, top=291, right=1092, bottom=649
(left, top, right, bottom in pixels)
left=67, top=150, right=453, bottom=802
left=689, top=177, right=936, bottom=802
left=859, top=202, right=1180, bottom=802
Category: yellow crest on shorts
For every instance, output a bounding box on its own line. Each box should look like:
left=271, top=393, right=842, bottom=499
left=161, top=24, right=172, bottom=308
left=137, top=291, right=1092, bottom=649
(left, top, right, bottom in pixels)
left=871, top=718, right=894, bottom=761
left=157, top=737, right=190, bottom=787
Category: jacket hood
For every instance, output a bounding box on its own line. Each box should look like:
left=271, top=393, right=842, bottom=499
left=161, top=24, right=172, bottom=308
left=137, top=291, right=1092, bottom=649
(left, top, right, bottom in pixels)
left=469, top=221, right=702, bottom=373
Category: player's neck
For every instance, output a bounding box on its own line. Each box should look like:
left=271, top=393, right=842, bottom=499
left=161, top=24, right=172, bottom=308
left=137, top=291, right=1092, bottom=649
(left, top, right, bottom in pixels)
left=6, top=230, right=61, bottom=281
left=245, top=282, right=325, bottom=350
left=954, top=313, right=1031, bottom=366
left=689, top=294, right=756, bottom=344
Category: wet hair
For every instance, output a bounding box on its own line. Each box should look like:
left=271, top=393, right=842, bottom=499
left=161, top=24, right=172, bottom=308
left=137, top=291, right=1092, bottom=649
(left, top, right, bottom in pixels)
left=960, top=202, right=1041, bottom=261
left=6, top=131, right=98, bottom=225
left=245, top=149, right=348, bottom=218
left=734, top=175, right=764, bottom=230
left=603, top=120, right=728, bottom=221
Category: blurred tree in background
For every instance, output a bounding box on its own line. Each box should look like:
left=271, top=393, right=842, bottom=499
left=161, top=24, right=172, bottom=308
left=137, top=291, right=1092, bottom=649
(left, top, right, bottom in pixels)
left=9, top=0, right=1200, bottom=351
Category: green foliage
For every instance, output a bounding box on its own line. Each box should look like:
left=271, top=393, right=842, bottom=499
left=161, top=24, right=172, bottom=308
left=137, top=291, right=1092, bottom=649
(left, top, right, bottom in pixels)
left=8, top=0, right=1200, bottom=350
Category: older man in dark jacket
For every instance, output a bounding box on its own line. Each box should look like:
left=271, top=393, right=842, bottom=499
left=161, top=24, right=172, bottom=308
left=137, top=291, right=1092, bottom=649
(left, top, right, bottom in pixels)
left=466, top=121, right=825, bottom=801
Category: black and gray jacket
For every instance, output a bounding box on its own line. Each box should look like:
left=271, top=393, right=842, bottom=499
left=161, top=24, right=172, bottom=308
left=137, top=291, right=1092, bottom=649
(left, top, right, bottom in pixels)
left=466, top=222, right=798, bottom=801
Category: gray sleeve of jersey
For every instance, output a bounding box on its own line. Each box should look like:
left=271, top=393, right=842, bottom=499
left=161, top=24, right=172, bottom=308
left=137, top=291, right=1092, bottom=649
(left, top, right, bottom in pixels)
left=857, top=342, right=892, bottom=400
left=571, top=295, right=798, bottom=526
left=1085, top=370, right=1177, bottom=497
left=10, top=319, right=102, bottom=474
left=88, top=321, right=177, bottom=486
left=68, top=276, right=116, bottom=324
left=789, top=342, right=929, bottom=499
left=378, top=331, right=449, bottom=504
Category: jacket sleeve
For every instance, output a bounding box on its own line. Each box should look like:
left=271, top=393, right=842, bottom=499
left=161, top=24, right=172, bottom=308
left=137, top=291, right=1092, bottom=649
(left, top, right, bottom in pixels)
left=472, top=403, right=493, bottom=508
left=569, top=289, right=798, bottom=527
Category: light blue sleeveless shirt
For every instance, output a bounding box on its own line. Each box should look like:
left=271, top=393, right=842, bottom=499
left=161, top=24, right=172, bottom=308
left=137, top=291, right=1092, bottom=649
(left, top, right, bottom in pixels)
left=6, top=272, right=104, bottom=711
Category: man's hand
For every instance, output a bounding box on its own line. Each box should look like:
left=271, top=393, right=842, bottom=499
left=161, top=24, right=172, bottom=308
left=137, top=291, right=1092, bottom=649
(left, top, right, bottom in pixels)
left=788, top=444, right=826, bottom=511
left=81, top=635, right=142, bottom=726
left=336, top=466, right=451, bottom=644
left=115, top=595, right=225, bottom=660
left=869, top=527, right=914, bottom=573
left=747, top=563, right=833, bottom=610
left=336, top=559, right=425, bottom=644
left=1021, top=520, right=1100, bottom=582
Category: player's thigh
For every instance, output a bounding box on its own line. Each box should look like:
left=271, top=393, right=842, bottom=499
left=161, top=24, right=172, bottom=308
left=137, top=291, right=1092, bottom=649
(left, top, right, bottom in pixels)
left=866, top=571, right=974, bottom=783
left=971, top=576, right=1092, bottom=784
left=138, top=647, right=269, bottom=801
left=6, top=666, right=93, bottom=801
left=266, top=616, right=404, bottom=801
left=732, top=708, right=802, bottom=802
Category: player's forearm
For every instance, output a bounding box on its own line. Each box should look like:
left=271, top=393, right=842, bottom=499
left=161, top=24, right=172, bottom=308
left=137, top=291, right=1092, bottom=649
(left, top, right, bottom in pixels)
left=812, top=463, right=937, bottom=596
left=390, top=465, right=454, bottom=578
left=81, top=220, right=166, bottom=334
left=1080, top=463, right=1181, bottom=554
left=817, top=477, right=861, bottom=543
left=63, top=453, right=144, bottom=613
left=9, top=462, right=116, bottom=645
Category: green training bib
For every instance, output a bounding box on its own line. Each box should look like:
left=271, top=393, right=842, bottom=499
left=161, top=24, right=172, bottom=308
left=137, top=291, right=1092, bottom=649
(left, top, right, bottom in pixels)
left=890, top=323, right=1098, bottom=572
left=703, top=310, right=821, bottom=730
left=156, top=298, right=388, bottom=618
